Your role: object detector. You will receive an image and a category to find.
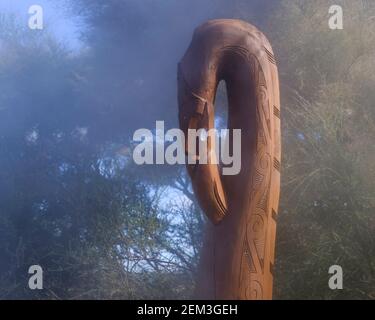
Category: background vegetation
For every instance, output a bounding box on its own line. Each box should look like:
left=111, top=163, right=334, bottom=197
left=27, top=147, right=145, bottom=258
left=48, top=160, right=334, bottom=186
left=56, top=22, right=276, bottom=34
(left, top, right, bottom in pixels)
left=0, top=0, right=374, bottom=299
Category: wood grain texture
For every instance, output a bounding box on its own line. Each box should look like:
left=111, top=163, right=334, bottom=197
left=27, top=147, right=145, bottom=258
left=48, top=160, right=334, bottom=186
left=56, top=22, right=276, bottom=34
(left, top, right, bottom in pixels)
left=178, top=19, right=281, bottom=300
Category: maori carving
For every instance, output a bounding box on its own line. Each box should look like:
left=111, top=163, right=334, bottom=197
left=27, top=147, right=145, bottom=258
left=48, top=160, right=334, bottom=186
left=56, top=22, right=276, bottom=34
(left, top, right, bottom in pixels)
left=178, top=19, right=281, bottom=299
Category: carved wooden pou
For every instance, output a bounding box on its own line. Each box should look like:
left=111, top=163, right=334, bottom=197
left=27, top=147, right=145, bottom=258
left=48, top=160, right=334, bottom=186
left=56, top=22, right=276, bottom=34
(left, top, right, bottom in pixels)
left=178, top=19, right=281, bottom=300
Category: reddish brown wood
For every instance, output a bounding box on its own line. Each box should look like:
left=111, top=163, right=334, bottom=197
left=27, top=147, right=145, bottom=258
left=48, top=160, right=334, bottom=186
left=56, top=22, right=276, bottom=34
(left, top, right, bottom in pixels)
left=178, top=19, right=281, bottom=300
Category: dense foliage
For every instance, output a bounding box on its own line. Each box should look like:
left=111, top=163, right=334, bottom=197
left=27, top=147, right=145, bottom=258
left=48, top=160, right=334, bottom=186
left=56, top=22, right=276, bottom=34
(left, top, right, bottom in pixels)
left=0, top=0, right=374, bottom=299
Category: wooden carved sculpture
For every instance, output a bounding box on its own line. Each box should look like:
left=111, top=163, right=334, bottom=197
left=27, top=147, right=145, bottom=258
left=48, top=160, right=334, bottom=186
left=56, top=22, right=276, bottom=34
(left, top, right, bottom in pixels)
left=178, top=19, right=281, bottom=300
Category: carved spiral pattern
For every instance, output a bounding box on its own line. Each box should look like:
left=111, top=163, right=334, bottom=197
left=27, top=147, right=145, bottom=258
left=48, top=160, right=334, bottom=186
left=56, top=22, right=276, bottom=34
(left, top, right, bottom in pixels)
left=178, top=20, right=280, bottom=300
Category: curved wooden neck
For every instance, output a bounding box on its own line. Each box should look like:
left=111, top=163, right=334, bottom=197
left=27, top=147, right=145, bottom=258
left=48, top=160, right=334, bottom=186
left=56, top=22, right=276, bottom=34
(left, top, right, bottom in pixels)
left=178, top=19, right=281, bottom=300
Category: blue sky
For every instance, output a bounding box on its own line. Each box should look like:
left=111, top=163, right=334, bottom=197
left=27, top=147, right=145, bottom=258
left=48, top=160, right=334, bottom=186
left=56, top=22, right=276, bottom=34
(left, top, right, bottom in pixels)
left=0, top=0, right=83, bottom=50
